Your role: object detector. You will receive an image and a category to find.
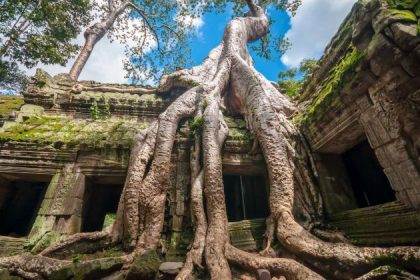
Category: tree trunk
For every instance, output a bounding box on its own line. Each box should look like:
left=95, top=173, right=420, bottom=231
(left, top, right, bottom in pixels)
left=68, top=1, right=130, bottom=81
left=1, top=1, right=420, bottom=279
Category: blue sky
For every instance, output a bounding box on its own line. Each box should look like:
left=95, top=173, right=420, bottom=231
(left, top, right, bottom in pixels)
left=187, top=6, right=291, bottom=81
left=25, top=0, right=357, bottom=84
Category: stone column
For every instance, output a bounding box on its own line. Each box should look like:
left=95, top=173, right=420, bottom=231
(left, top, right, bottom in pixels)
left=28, top=163, right=86, bottom=252
left=358, top=69, right=420, bottom=209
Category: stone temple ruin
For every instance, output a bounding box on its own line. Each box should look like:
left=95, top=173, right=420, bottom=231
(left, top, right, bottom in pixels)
left=0, top=0, right=419, bottom=278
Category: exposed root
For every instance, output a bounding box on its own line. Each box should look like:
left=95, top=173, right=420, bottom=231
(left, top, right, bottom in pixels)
left=355, top=266, right=420, bottom=280
left=40, top=231, right=112, bottom=258
left=1, top=1, right=420, bottom=279
left=0, top=255, right=69, bottom=279
left=311, top=228, right=350, bottom=244
left=225, top=244, right=325, bottom=280
left=177, top=132, right=207, bottom=280
left=71, top=83, right=156, bottom=94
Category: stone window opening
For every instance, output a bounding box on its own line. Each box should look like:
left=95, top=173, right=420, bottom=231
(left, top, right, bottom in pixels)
left=0, top=178, right=49, bottom=238
left=81, top=179, right=123, bottom=232
left=342, top=140, right=395, bottom=208
left=223, top=175, right=269, bottom=222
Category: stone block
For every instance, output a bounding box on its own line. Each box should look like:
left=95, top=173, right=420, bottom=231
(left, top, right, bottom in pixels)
left=401, top=52, right=420, bottom=77
left=368, top=34, right=404, bottom=77
left=374, top=139, right=411, bottom=167
left=159, top=262, right=183, bottom=275
left=368, top=66, right=411, bottom=96
left=372, top=9, right=417, bottom=34
left=390, top=22, right=419, bottom=52
left=360, top=108, right=395, bottom=148
left=341, top=70, right=377, bottom=98
left=257, top=269, right=271, bottom=280
left=390, top=77, right=420, bottom=102
left=355, top=94, right=373, bottom=112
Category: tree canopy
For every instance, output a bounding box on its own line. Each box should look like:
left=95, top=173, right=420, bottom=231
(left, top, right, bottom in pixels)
left=0, top=0, right=92, bottom=91
left=277, top=58, right=318, bottom=98
left=0, top=0, right=303, bottom=91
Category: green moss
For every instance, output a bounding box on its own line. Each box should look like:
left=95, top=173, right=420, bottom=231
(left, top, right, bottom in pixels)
left=188, top=116, right=204, bottom=139
left=76, top=246, right=125, bottom=261
left=368, top=253, right=402, bottom=268
left=0, top=96, right=24, bottom=118
left=387, top=0, right=419, bottom=9
left=102, top=213, right=115, bottom=229
left=228, top=128, right=252, bottom=141
left=129, top=250, right=161, bottom=279
left=297, top=45, right=366, bottom=127
left=379, top=9, right=417, bottom=23
left=0, top=115, right=140, bottom=148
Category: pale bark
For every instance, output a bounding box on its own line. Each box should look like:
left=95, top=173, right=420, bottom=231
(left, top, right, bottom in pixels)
left=68, top=1, right=130, bottom=80
left=1, top=1, right=420, bottom=279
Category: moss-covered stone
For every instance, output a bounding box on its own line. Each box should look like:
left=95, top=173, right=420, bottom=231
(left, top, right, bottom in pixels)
left=0, top=269, right=23, bottom=280
left=387, top=0, right=419, bottom=9
left=296, top=45, right=366, bottom=127
left=373, top=9, right=418, bottom=33
left=0, top=96, right=24, bottom=119
left=415, top=2, right=420, bottom=17
left=0, top=115, right=142, bottom=149
left=128, top=250, right=161, bottom=279
left=49, top=256, right=125, bottom=280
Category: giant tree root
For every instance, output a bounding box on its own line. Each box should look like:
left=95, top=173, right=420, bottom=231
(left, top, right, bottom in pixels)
left=1, top=0, right=420, bottom=279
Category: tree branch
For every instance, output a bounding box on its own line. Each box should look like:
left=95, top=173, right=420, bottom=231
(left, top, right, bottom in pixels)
left=245, top=0, right=257, bottom=15
left=128, top=2, right=162, bottom=54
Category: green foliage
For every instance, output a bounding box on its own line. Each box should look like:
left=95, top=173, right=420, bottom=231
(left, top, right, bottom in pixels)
left=124, top=0, right=302, bottom=83
left=188, top=116, right=204, bottom=139
left=90, top=100, right=100, bottom=120
left=278, top=79, right=302, bottom=98
left=102, top=213, right=116, bottom=229
left=277, top=58, right=318, bottom=98
left=0, top=0, right=92, bottom=90
left=386, top=0, right=419, bottom=9
left=0, top=61, right=28, bottom=92
left=72, top=254, right=80, bottom=264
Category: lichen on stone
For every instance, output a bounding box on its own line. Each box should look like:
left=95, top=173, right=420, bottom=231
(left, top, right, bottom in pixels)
left=0, top=96, right=24, bottom=119
left=0, top=114, right=143, bottom=149
left=296, top=44, right=366, bottom=127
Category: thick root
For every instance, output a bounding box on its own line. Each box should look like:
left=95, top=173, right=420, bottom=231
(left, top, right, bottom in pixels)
left=225, top=244, right=325, bottom=280
left=40, top=231, right=112, bottom=259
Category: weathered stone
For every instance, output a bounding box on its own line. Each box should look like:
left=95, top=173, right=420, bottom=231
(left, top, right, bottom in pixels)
left=368, top=34, right=404, bottom=76
left=400, top=52, right=420, bottom=77
left=158, top=262, right=183, bottom=275
left=372, top=9, right=417, bottom=34
left=257, top=269, right=271, bottom=280
left=390, top=22, right=420, bottom=51
left=127, top=250, right=161, bottom=279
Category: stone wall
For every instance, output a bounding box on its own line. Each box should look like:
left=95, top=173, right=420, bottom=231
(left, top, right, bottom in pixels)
left=0, top=70, right=266, bottom=256
left=297, top=0, right=420, bottom=211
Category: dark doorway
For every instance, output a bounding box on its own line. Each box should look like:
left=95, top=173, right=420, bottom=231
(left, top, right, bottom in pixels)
left=223, top=175, right=269, bottom=222
left=0, top=181, right=47, bottom=237
left=342, top=140, right=395, bottom=208
left=82, top=182, right=123, bottom=232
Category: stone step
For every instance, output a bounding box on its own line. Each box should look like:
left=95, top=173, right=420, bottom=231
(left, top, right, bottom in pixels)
left=0, top=236, right=27, bottom=256
left=328, top=202, right=420, bottom=246
left=228, top=218, right=266, bottom=251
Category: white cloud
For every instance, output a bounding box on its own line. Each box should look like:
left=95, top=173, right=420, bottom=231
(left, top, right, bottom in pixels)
left=25, top=16, right=157, bottom=83
left=281, top=0, right=357, bottom=68
left=25, top=34, right=128, bottom=83
left=177, top=14, right=204, bottom=29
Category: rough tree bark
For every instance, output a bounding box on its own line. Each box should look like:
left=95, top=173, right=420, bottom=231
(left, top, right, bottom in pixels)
left=1, top=1, right=420, bottom=279
left=68, top=0, right=153, bottom=81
